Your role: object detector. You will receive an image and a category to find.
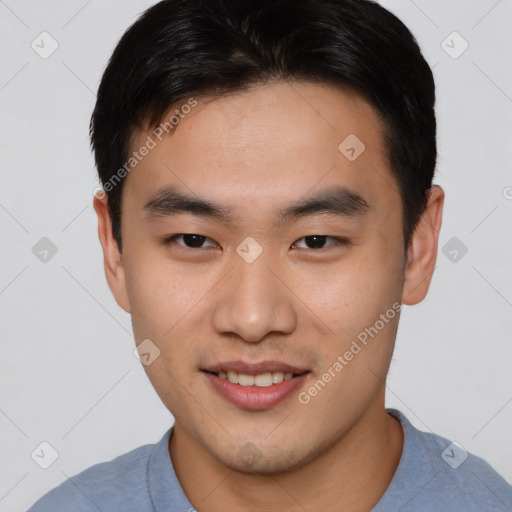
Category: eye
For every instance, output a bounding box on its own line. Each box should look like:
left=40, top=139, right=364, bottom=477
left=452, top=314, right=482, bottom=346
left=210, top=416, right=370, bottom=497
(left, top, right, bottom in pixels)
left=163, top=234, right=347, bottom=251
left=292, top=235, right=348, bottom=250
left=164, top=234, right=218, bottom=249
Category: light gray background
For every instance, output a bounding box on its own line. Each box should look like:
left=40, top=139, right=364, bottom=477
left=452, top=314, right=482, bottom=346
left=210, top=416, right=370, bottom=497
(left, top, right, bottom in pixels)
left=1, top=0, right=511, bottom=510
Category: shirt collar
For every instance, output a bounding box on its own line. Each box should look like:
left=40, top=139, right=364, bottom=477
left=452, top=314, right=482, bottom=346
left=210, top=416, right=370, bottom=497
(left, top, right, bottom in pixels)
left=372, top=408, right=438, bottom=510
left=148, top=425, right=194, bottom=511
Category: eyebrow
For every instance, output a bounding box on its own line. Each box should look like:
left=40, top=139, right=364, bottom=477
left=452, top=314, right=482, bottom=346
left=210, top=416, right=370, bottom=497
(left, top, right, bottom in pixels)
left=143, top=185, right=370, bottom=224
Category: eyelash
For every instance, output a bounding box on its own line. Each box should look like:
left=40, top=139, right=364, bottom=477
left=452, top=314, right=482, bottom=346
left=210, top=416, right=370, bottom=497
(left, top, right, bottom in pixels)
left=163, top=234, right=349, bottom=251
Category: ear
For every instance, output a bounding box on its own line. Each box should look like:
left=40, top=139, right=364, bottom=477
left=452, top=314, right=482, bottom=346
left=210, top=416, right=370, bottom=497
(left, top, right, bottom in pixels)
left=402, top=185, right=444, bottom=305
left=93, top=193, right=131, bottom=313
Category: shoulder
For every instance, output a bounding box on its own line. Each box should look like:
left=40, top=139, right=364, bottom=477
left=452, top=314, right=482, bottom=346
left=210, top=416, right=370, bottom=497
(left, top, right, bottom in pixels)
left=381, top=409, right=512, bottom=512
left=420, top=427, right=512, bottom=510
left=27, top=436, right=162, bottom=512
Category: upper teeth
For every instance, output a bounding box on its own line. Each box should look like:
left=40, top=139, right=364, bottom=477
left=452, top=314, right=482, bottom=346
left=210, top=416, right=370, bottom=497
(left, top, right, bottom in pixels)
left=218, top=371, right=293, bottom=387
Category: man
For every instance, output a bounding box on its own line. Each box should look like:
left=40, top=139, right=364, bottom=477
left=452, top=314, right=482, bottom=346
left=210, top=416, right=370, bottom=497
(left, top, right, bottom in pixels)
left=28, top=0, right=512, bottom=510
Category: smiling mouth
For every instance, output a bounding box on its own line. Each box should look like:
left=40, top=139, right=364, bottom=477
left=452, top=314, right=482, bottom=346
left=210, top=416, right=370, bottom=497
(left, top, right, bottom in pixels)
left=202, top=369, right=310, bottom=387
left=201, top=363, right=311, bottom=410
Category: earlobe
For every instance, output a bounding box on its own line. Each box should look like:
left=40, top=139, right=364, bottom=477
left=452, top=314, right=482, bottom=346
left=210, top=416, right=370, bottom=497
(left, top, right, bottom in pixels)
left=402, top=185, right=445, bottom=306
left=93, top=194, right=131, bottom=313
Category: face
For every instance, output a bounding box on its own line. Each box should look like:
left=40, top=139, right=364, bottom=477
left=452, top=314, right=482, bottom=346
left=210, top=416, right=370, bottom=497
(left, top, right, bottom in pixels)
left=95, top=80, right=442, bottom=473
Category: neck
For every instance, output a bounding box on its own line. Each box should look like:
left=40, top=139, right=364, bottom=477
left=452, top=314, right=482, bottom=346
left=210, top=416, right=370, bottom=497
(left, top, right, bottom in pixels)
left=169, top=397, right=403, bottom=512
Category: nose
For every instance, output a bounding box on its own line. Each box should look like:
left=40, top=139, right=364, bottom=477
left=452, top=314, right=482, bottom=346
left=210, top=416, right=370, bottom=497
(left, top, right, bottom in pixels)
left=211, top=250, right=297, bottom=343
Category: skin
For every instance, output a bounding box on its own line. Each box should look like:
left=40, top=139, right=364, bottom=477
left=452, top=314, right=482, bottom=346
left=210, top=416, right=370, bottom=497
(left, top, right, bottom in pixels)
left=94, top=80, right=444, bottom=511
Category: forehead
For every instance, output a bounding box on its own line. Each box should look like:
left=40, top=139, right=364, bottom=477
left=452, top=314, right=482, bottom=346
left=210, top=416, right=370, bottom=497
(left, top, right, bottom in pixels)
left=125, top=80, right=400, bottom=218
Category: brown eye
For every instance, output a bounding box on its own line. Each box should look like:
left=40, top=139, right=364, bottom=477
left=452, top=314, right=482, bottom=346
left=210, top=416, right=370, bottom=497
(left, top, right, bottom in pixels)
left=292, top=235, right=348, bottom=249
left=164, top=234, right=217, bottom=249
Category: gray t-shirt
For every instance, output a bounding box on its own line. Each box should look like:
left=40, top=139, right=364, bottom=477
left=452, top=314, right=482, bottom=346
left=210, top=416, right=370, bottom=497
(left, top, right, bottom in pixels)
left=27, top=409, right=512, bottom=511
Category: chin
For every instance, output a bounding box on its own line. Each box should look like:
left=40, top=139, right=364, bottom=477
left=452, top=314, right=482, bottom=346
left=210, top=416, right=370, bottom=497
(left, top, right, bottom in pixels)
left=210, top=437, right=314, bottom=475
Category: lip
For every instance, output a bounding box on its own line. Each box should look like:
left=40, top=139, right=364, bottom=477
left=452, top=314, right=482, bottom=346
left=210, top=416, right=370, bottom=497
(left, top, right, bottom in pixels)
left=202, top=360, right=309, bottom=376
left=203, top=370, right=310, bottom=411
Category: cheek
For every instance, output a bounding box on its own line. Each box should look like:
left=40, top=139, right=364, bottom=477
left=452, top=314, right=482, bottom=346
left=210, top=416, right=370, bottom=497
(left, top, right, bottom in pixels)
left=124, top=252, right=216, bottom=384
left=293, top=250, right=399, bottom=338
left=123, top=251, right=199, bottom=341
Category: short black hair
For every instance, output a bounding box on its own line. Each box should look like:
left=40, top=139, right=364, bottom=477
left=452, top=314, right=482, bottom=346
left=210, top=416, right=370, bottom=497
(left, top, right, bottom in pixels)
left=90, top=0, right=436, bottom=254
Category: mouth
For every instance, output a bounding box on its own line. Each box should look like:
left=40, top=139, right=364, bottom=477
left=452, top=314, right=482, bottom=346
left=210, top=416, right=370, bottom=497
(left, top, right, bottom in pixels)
left=201, top=361, right=311, bottom=411
left=202, top=369, right=308, bottom=387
